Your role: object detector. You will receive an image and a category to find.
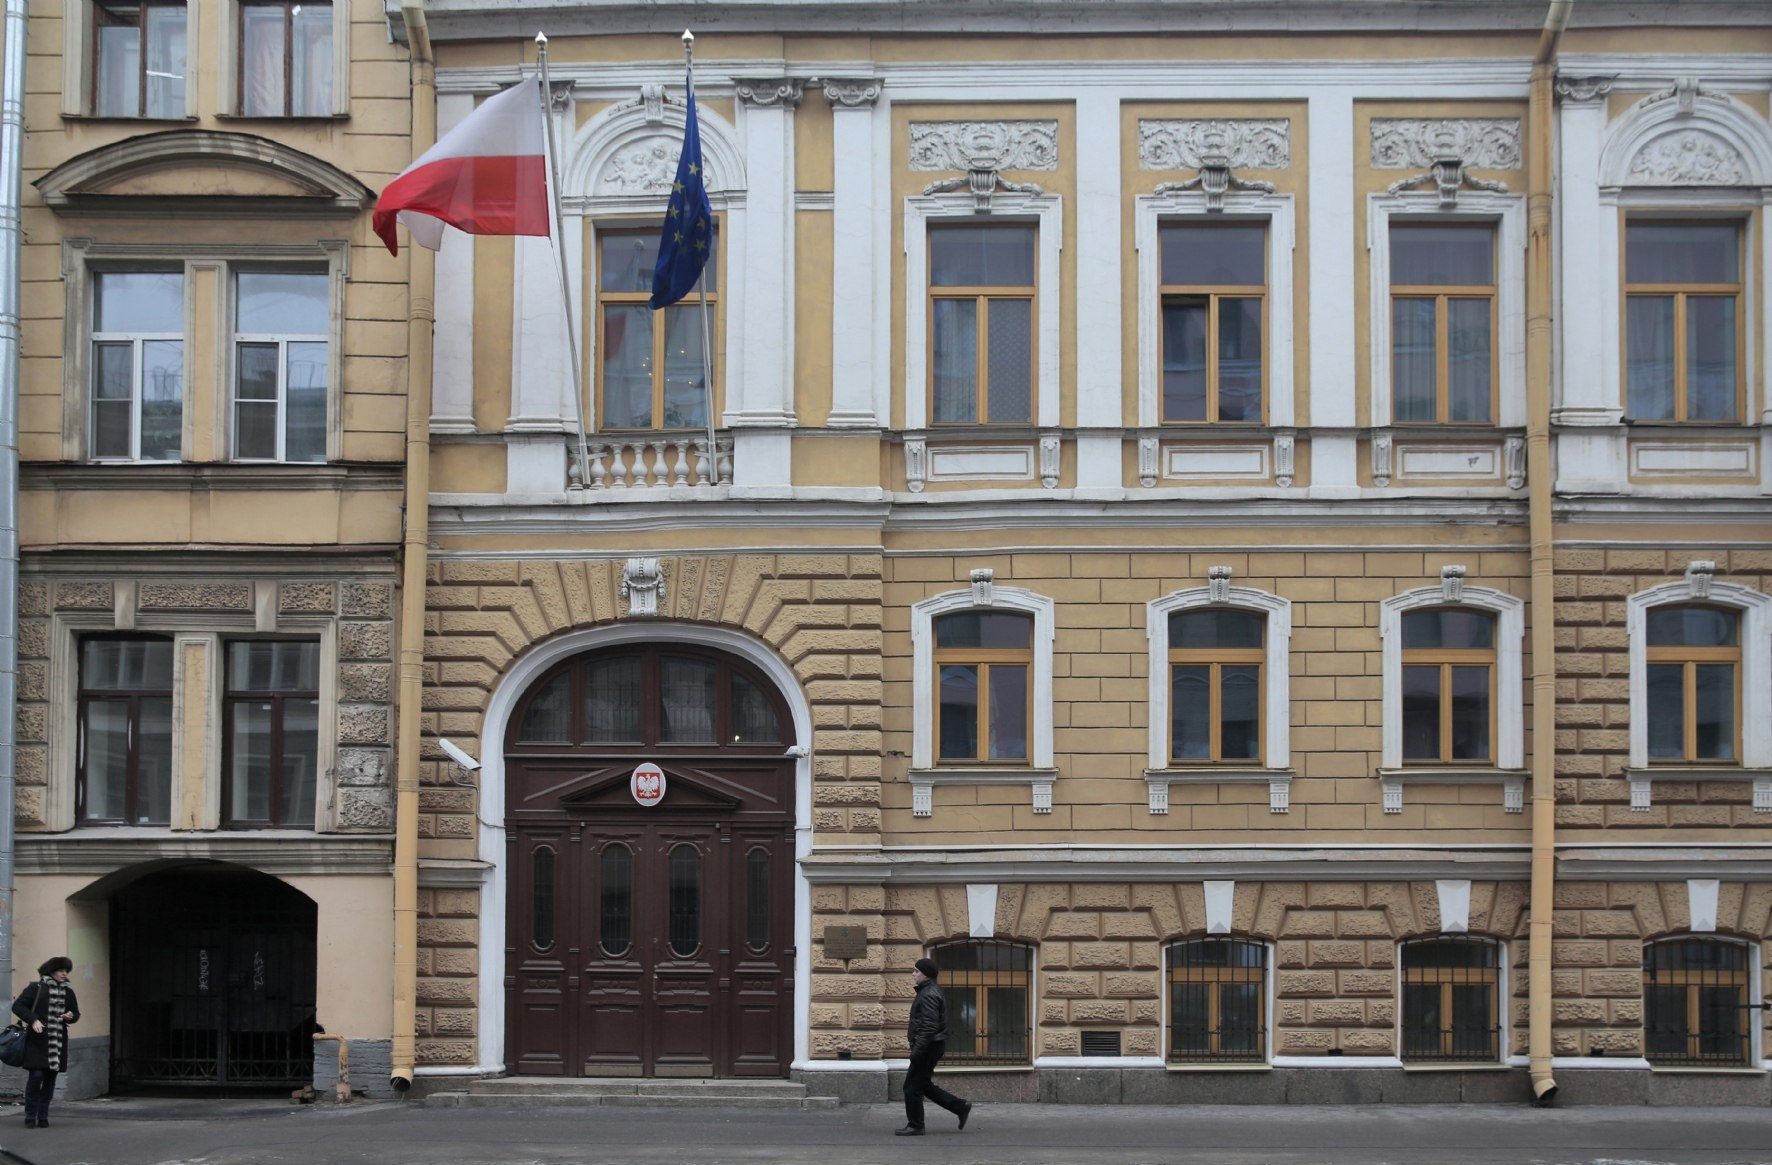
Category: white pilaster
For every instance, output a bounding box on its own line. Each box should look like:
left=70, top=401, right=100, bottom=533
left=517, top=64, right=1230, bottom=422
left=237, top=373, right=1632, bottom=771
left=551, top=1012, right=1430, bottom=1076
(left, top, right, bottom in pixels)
left=1307, top=95, right=1356, bottom=433
left=1074, top=92, right=1122, bottom=433
left=731, top=81, right=800, bottom=426
left=1554, top=90, right=1621, bottom=429
left=508, top=233, right=569, bottom=431
left=431, top=92, right=477, bottom=434
left=825, top=79, right=884, bottom=428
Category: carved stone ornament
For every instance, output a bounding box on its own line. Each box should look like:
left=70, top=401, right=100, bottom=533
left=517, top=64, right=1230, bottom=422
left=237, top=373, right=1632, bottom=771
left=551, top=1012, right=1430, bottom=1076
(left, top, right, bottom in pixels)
left=1555, top=75, right=1615, bottom=103
left=1684, top=560, right=1717, bottom=599
left=822, top=78, right=882, bottom=108
left=1039, top=433, right=1061, bottom=489
left=1370, top=119, right=1522, bottom=171
left=1372, top=431, right=1394, bottom=488
left=548, top=80, right=574, bottom=112
left=642, top=83, right=667, bottom=124
left=1207, top=566, right=1234, bottom=604
left=1138, top=436, right=1159, bottom=488
left=1641, top=76, right=1729, bottom=116
left=1385, top=156, right=1509, bottom=209
left=1274, top=432, right=1296, bottom=489
left=904, top=436, right=927, bottom=493
left=1139, top=119, right=1290, bottom=171
left=1440, top=564, right=1467, bottom=604
left=1627, top=130, right=1747, bottom=186
left=970, top=568, right=995, bottom=607
left=909, top=121, right=1059, bottom=173
left=922, top=169, right=1046, bottom=213
left=597, top=135, right=721, bottom=196
left=620, top=557, right=666, bottom=618
left=734, top=77, right=805, bottom=108
left=1152, top=155, right=1278, bottom=213
left=1505, top=434, right=1526, bottom=490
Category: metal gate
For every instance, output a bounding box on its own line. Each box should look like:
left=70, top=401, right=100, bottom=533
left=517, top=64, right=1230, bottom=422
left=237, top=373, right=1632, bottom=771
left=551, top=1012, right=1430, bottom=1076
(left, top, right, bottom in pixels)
left=112, top=865, right=318, bottom=1090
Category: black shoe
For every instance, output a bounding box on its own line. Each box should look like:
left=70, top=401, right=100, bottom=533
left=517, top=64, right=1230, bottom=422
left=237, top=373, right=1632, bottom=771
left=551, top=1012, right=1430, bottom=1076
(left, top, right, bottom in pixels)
left=894, top=1125, right=924, bottom=1136
left=23, top=1119, right=35, bottom=1129
left=957, top=1101, right=973, bottom=1131
left=36, top=1119, right=47, bottom=1128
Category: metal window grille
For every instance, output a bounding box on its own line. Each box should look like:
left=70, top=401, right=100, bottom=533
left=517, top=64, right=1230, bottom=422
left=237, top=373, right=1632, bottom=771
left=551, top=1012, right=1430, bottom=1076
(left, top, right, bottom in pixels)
left=1400, top=936, right=1500, bottom=1063
left=933, top=940, right=1032, bottom=1066
left=1644, top=938, right=1751, bottom=1067
left=1167, top=938, right=1268, bottom=1063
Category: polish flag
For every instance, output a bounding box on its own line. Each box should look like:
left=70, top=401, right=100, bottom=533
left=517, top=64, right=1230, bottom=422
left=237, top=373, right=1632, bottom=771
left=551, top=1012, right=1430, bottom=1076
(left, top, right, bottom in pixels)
left=373, top=75, right=550, bottom=256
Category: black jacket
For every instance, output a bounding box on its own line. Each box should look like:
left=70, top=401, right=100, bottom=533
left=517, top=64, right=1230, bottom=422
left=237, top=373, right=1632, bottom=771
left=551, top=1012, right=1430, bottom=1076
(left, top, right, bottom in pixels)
left=907, top=978, right=948, bottom=1054
left=12, top=979, right=79, bottom=1073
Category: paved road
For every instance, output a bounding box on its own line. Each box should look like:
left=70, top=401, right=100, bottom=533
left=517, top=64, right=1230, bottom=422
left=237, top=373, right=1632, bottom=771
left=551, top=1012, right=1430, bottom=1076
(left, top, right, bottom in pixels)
left=5, top=1097, right=1772, bottom=1165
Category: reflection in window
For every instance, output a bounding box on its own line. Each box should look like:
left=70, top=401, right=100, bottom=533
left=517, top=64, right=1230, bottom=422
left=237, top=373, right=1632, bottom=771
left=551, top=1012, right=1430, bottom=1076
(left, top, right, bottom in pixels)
left=1389, top=223, right=1495, bottom=424
left=668, top=844, right=701, bottom=956
left=1159, top=221, right=1266, bottom=424
left=1401, top=609, right=1496, bottom=764
left=234, top=270, right=327, bottom=463
left=584, top=655, right=642, bottom=743
left=1646, top=605, right=1740, bottom=763
left=224, top=640, right=320, bottom=827
left=1168, top=609, right=1264, bottom=764
left=935, top=612, right=1032, bottom=764
left=95, top=0, right=187, bottom=118
left=745, top=848, right=770, bottom=951
left=91, top=270, right=184, bottom=462
left=599, top=845, right=632, bottom=956
left=597, top=229, right=718, bottom=430
left=78, top=636, right=175, bottom=825
left=660, top=657, right=717, bottom=743
left=1626, top=222, right=1741, bottom=423
left=929, top=223, right=1035, bottom=425
left=531, top=846, right=555, bottom=950
left=730, top=673, right=782, bottom=744
left=517, top=670, right=572, bottom=743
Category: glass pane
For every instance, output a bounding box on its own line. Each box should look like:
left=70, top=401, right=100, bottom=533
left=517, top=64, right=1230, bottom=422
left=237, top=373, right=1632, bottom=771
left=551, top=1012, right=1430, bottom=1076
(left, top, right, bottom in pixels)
left=140, top=340, right=183, bottom=460
left=1449, top=983, right=1493, bottom=1058
left=1217, top=297, right=1263, bottom=422
left=1171, top=665, right=1210, bottom=762
left=237, top=271, right=327, bottom=335
left=96, top=271, right=183, bottom=333
left=281, top=697, right=318, bottom=826
left=745, top=849, right=770, bottom=951
left=1626, top=296, right=1675, bottom=420
left=1449, top=665, right=1491, bottom=762
left=532, top=847, right=555, bottom=950
left=600, top=845, right=632, bottom=956
left=1687, top=296, right=1737, bottom=421
left=1220, top=664, right=1260, bottom=761
left=659, top=306, right=709, bottom=429
left=1695, top=663, right=1736, bottom=761
left=1402, top=664, right=1442, bottom=761
left=1646, top=663, right=1684, bottom=760
left=1402, top=609, right=1494, bottom=650
left=1698, top=986, right=1744, bottom=1059
left=1647, top=606, right=1738, bottom=648
left=92, top=343, right=134, bottom=458
left=1627, top=222, right=1738, bottom=284
left=932, top=298, right=978, bottom=423
left=729, top=673, right=781, bottom=744
left=235, top=343, right=279, bottom=458
left=986, top=298, right=1032, bottom=423
left=82, top=638, right=174, bottom=690
left=96, top=16, right=143, bottom=117
left=1645, top=984, right=1689, bottom=1057
left=667, top=844, right=701, bottom=957
left=1170, top=609, right=1264, bottom=650
left=518, top=671, right=572, bottom=742
left=137, top=695, right=173, bottom=825
left=290, top=3, right=332, bottom=117
left=1390, top=223, right=1494, bottom=286
left=600, top=305, right=655, bottom=428
left=584, top=656, right=641, bottom=743
left=1219, top=982, right=1262, bottom=1053
left=1161, top=299, right=1207, bottom=422
left=143, top=4, right=187, bottom=119
left=948, top=985, right=981, bottom=1053
left=987, top=664, right=1028, bottom=762
left=988, top=986, right=1028, bottom=1059
left=660, top=657, right=717, bottom=743
left=1402, top=983, right=1443, bottom=1057
left=82, top=700, right=131, bottom=821
left=938, top=664, right=979, bottom=761
left=1160, top=222, right=1265, bottom=287
left=1171, top=982, right=1210, bottom=1054
left=935, top=612, right=1032, bottom=650
left=230, top=700, right=274, bottom=822
left=1403, top=940, right=1497, bottom=969
left=284, top=341, right=328, bottom=463
left=929, top=225, right=1035, bottom=288
left=600, top=232, right=715, bottom=293
left=227, top=640, right=319, bottom=692
left=1447, top=298, right=1492, bottom=423
left=92, top=398, right=132, bottom=460
left=1391, top=297, right=1438, bottom=423
left=241, top=5, right=287, bottom=117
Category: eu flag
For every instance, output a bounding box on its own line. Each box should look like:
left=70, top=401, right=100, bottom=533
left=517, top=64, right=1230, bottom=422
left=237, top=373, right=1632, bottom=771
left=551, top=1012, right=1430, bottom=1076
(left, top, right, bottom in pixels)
left=650, top=73, right=715, bottom=309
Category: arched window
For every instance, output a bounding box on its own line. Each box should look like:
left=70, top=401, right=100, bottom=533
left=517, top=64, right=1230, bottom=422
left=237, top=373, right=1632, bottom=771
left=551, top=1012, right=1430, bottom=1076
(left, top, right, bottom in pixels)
left=1644, top=937, right=1753, bottom=1067
left=1399, top=936, right=1502, bottom=1063
left=928, top=939, right=1033, bottom=1067
left=1166, top=937, right=1268, bottom=1064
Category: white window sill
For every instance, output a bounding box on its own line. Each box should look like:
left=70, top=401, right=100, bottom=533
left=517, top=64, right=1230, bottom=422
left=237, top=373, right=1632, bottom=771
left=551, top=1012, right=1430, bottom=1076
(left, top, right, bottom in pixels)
left=1400, top=1062, right=1512, bottom=1072
left=935, top=1063, right=1035, bottom=1075
left=1378, top=768, right=1528, bottom=814
left=908, top=767, right=1058, bottom=817
left=1626, top=767, right=1772, bottom=812
left=1145, top=768, right=1295, bottom=814
left=1165, top=1061, right=1273, bottom=1073
left=1648, top=1065, right=1765, bottom=1076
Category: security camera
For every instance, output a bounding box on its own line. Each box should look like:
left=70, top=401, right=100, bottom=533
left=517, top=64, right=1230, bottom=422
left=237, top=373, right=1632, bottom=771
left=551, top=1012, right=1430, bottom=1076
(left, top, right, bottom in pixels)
left=439, top=739, right=481, bottom=772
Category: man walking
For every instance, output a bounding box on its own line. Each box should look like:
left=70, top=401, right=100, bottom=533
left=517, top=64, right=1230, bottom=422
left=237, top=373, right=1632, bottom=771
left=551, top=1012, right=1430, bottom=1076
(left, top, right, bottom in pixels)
left=896, top=957, right=974, bottom=1136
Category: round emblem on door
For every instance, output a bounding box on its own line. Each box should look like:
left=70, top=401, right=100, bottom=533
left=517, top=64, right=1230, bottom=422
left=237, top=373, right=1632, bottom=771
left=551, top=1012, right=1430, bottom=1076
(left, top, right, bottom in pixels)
left=631, top=762, right=666, bottom=807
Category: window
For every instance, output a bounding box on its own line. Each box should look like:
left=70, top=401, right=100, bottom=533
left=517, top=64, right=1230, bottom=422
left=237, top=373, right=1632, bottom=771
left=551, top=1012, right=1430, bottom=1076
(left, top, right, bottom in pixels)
left=1400, top=936, right=1501, bottom=1063
left=928, top=223, right=1035, bottom=425
left=1645, top=606, right=1740, bottom=764
left=596, top=228, right=718, bottom=431
left=239, top=0, right=332, bottom=117
left=931, top=940, right=1031, bottom=1066
left=935, top=611, right=1032, bottom=765
left=1168, top=609, right=1264, bottom=764
left=1644, top=938, right=1751, bottom=1067
left=233, top=270, right=327, bottom=462
left=1401, top=608, right=1496, bottom=765
left=90, top=270, right=183, bottom=462
left=1167, top=938, right=1267, bottom=1063
left=1159, top=221, right=1265, bottom=423
left=599, top=844, right=633, bottom=956
left=77, top=636, right=173, bottom=825
left=1389, top=223, right=1495, bottom=424
left=1625, top=222, right=1742, bottom=423
left=93, top=0, right=187, bottom=118
left=223, top=640, right=319, bottom=827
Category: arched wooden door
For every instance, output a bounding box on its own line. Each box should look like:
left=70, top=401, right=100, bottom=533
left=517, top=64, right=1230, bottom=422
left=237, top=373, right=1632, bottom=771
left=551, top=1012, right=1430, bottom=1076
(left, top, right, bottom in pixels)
left=504, top=644, right=795, bottom=1078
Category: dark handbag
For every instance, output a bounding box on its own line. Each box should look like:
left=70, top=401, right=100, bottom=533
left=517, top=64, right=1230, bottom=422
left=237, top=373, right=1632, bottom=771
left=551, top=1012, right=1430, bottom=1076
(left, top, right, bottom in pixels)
left=0, top=1023, right=26, bottom=1068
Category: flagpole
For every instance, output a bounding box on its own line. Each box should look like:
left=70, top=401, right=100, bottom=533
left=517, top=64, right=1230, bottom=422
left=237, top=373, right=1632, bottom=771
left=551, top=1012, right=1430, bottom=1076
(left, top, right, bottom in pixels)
left=536, top=32, right=592, bottom=491
left=684, top=30, right=719, bottom=486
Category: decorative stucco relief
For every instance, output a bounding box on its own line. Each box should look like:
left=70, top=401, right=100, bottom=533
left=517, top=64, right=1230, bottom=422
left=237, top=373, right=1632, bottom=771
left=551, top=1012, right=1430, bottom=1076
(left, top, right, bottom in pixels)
left=1626, top=129, right=1748, bottom=186
left=909, top=121, right=1059, bottom=172
left=596, top=136, right=723, bottom=195
left=1369, top=118, right=1522, bottom=170
left=1138, top=119, right=1291, bottom=171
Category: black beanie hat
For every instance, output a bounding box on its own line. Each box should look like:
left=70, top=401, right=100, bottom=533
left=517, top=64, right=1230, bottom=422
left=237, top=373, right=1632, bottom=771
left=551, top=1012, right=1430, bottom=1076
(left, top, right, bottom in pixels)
left=914, top=957, right=939, bottom=979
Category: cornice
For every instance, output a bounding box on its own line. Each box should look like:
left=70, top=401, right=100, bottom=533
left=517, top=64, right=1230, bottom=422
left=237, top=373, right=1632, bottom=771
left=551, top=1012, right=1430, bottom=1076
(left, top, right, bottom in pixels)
left=17, top=834, right=394, bottom=877
left=21, top=463, right=404, bottom=492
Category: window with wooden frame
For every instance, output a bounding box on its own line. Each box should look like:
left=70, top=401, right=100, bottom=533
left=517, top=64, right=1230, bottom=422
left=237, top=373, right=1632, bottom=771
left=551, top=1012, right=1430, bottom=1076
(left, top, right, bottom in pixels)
left=1401, top=608, right=1496, bottom=764
left=1389, top=222, right=1496, bottom=424
left=238, top=0, right=332, bottom=117
left=1167, top=938, right=1267, bottom=1063
left=934, top=611, right=1033, bottom=765
left=1644, top=937, right=1752, bottom=1067
left=928, top=223, right=1035, bottom=426
left=77, top=635, right=174, bottom=826
left=931, top=940, right=1032, bottom=1067
left=1625, top=221, right=1743, bottom=423
left=93, top=0, right=187, bottom=118
left=90, top=269, right=184, bottom=462
left=1168, top=608, right=1264, bottom=765
left=1400, top=936, right=1501, bottom=1063
left=1645, top=605, right=1740, bottom=764
left=597, top=227, right=719, bottom=431
left=223, top=640, right=320, bottom=828
left=1159, top=220, right=1266, bottom=424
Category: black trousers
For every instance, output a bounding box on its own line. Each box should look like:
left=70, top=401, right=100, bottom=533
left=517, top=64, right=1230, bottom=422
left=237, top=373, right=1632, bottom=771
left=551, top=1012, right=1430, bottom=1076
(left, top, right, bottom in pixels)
left=902, top=1042, right=966, bottom=1129
left=24, top=1068, right=57, bottom=1122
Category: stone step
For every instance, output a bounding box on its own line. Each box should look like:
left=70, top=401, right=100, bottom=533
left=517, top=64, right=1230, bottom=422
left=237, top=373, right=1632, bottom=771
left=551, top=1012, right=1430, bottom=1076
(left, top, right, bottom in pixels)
left=466, top=1077, right=809, bottom=1098
left=425, top=1090, right=837, bottom=1111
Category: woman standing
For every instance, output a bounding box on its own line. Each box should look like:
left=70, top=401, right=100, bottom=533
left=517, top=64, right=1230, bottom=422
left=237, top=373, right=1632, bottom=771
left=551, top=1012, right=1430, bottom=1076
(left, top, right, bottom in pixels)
left=12, top=956, right=79, bottom=1129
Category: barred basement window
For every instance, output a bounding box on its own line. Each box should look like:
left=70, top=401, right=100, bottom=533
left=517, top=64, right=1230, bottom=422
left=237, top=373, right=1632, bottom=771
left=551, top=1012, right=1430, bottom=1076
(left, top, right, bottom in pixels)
left=931, top=939, right=1032, bottom=1067
left=1400, top=936, right=1501, bottom=1062
left=1644, top=938, right=1751, bottom=1067
left=1167, top=938, right=1268, bottom=1063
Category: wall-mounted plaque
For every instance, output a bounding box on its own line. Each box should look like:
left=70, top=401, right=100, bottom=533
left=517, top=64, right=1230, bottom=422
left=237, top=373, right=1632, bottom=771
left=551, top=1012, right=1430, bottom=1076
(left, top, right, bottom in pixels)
left=822, top=925, right=868, bottom=960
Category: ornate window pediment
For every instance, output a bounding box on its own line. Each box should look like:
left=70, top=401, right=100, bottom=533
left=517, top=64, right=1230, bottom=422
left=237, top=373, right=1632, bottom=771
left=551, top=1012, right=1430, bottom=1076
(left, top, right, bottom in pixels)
left=1599, top=84, right=1772, bottom=189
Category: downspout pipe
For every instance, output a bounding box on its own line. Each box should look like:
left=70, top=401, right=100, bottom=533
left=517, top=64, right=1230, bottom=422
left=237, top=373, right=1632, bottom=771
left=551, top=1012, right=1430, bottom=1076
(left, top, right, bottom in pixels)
left=1526, top=0, right=1572, bottom=1107
left=0, top=0, right=30, bottom=996
left=391, top=0, right=436, bottom=1095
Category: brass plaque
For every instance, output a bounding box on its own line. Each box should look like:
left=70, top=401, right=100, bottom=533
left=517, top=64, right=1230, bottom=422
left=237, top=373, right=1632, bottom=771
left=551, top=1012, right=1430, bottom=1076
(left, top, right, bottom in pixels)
left=823, top=925, right=868, bottom=960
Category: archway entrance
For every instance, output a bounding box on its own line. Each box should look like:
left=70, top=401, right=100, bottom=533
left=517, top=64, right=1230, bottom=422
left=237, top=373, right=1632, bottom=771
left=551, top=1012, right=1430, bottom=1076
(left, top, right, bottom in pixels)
left=111, top=864, right=317, bottom=1091
left=504, top=643, right=795, bottom=1078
